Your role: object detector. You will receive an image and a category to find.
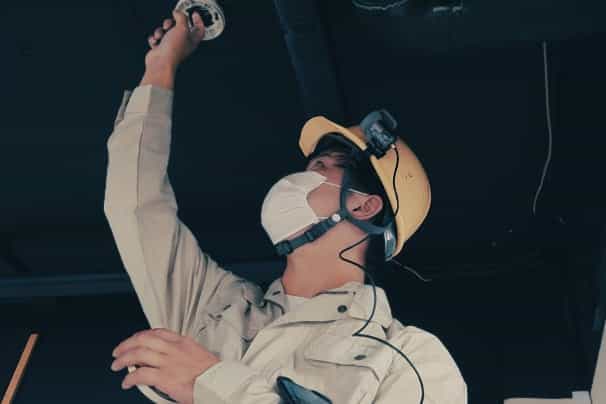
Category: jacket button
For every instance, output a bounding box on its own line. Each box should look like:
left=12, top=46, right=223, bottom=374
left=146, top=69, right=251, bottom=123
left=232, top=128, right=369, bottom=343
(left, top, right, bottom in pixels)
left=337, top=305, right=348, bottom=313
left=354, top=354, right=366, bottom=360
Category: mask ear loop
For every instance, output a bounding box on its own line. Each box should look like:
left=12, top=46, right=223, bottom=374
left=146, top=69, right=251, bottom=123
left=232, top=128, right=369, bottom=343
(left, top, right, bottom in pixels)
left=322, top=181, right=369, bottom=197
left=337, top=145, right=426, bottom=404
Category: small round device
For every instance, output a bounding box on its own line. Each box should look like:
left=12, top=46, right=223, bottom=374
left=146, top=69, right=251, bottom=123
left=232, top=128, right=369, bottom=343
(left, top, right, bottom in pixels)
left=174, top=0, right=226, bottom=40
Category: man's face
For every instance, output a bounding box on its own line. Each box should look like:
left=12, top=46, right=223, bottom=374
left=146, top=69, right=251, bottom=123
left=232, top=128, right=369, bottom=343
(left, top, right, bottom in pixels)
left=283, top=147, right=382, bottom=243
left=304, top=150, right=354, bottom=220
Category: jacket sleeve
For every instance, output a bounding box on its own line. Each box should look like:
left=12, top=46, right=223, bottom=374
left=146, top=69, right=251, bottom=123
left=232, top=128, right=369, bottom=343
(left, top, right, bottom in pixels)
left=193, top=361, right=283, bottom=404
left=103, top=84, right=241, bottom=337
left=374, top=326, right=468, bottom=404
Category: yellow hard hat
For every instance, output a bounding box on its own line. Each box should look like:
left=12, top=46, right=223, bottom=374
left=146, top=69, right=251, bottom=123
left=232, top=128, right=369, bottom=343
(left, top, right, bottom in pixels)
left=299, top=115, right=432, bottom=257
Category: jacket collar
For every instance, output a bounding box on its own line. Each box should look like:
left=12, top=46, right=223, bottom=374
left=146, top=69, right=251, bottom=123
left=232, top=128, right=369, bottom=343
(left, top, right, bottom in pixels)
left=260, top=277, right=393, bottom=329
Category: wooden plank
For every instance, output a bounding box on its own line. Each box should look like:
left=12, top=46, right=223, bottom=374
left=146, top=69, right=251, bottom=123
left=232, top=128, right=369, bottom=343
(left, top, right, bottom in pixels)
left=1, top=333, right=39, bottom=404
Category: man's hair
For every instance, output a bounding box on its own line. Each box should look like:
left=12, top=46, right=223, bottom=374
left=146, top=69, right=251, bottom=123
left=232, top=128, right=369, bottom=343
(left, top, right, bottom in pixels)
left=306, top=134, right=392, bottom=280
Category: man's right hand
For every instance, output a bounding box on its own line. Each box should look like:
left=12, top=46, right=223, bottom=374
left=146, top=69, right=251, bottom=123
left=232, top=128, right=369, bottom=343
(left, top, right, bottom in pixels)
left=144, top=10, right=206, bottom=72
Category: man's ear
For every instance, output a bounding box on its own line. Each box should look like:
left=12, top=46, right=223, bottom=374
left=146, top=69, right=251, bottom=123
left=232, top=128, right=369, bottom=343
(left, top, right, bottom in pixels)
left=349, top=195, right=383, bottom=221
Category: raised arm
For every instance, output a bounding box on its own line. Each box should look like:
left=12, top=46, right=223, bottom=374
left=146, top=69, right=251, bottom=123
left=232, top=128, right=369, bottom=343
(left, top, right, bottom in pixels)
left=103, top=11, right=240, bottom=337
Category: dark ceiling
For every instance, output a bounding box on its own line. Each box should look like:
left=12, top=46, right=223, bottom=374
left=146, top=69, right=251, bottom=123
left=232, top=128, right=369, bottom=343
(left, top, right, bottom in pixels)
left=2, top=2, right=606, bottom=403
left=2, top=0, right=605, bottom=274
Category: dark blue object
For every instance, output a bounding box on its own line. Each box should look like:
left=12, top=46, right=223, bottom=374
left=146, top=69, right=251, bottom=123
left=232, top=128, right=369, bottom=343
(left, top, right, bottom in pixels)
left=276, top=376, right=332, bottom=404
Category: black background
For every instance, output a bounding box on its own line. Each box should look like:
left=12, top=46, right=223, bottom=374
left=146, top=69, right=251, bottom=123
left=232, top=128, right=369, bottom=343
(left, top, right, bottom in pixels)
left=1, top=1, right=605, bottom=403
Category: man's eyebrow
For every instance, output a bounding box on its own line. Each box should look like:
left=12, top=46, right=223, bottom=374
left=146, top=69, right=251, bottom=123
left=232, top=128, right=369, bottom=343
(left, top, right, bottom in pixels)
left=307, top=151, right=342, bottom=163
left=306, top=153, right=351, bottom=170
left=315, top=150, right=347, bottom=159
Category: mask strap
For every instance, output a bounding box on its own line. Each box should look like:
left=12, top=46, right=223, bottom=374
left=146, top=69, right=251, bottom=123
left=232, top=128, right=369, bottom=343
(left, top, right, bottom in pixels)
left=274, top=165, right=388, bottom=257
left=323, top=181, right=369, bottom=196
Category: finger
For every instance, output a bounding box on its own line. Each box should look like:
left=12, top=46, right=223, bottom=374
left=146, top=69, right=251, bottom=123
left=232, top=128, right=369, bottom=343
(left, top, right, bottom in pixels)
left=113, top=330, right=173, bottom=358
left=148, top=35, right=158, bottom=48
left=113, top=329, right=184, bottom=360
left=172, top=10, right=187, bottom=27
left=162, top=18, right=174, bottom=31
left=153, top=27, right=165, bottom=40
left=122, top=366, right=163, bottom=390
left=191, top=12, right=206, bottom=40
left=191, top=11, right=205, bottom=27
left=113, top=332, right=172, bottom=359
left=149, top=328, right=182, bottom=343
left=111, top=347, right=166, bottom=372
left=113, top=330, right=143, bottom=357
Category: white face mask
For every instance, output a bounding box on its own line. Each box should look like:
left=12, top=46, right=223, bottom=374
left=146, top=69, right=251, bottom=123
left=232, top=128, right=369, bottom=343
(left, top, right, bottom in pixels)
left=260, top=171, right=369, bottom=245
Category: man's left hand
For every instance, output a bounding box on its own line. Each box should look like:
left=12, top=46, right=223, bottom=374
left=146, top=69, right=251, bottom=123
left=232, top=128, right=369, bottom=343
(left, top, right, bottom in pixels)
left=111, top=328, right=220, bottom=404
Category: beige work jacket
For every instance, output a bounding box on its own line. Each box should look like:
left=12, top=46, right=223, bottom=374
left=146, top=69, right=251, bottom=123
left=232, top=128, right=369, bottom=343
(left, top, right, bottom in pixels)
left=103, top=84, right=468, bottom=404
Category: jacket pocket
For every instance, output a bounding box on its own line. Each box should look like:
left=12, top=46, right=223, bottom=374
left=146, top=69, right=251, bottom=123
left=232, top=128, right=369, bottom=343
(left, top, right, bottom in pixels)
left=303, top=333, right=394, bottom=402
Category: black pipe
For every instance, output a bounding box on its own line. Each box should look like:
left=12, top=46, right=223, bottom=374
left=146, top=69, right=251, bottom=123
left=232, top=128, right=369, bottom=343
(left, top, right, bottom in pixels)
left=272, top=0, right=346, bottom=122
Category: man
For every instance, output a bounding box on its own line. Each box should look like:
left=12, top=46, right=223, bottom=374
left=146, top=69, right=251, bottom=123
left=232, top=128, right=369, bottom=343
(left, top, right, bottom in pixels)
left=105, top=9, right=467, bottom=404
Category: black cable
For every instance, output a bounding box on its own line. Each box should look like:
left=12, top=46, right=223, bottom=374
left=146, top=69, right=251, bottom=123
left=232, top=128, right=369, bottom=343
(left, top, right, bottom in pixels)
left=338, top=145, right=425, bottom=404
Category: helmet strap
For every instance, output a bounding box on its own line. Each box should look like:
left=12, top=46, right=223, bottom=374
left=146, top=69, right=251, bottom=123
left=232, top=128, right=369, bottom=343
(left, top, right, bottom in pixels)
left=275, top=167, right=388, bottom=257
